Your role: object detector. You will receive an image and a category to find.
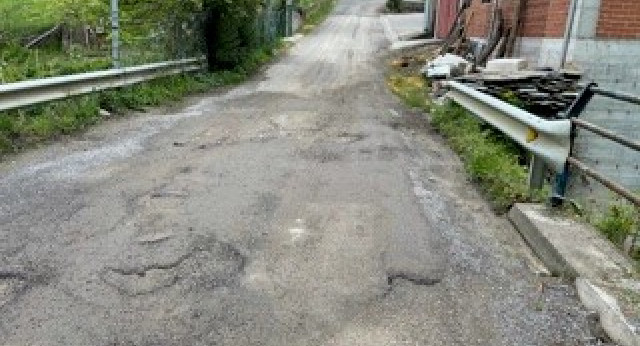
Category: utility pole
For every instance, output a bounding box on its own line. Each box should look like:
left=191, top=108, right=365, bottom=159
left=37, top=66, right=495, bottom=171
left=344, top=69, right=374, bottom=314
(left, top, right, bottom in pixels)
left=111, top=0, right=120, bottom=68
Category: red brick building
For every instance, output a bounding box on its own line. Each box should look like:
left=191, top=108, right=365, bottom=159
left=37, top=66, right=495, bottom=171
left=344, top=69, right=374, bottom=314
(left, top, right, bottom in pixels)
left=437, top=0, right=640, bottom=47
left=433, top=0, right=640, bottom=205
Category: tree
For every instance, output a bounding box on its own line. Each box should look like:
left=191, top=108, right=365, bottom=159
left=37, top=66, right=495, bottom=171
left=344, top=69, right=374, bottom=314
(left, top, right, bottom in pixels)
left=203, top=0, right=262, bottom=70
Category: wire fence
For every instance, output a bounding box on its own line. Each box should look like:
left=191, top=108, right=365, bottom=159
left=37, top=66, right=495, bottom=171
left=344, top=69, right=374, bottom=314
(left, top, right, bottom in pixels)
left=0, top=0, right=287, bottom=84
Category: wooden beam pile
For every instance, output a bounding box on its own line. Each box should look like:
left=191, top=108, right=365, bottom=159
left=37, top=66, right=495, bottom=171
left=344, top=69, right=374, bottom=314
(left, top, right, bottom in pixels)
left=455, top=70, right=583, bottom=119
left=439, top=0, right=526, bottom=67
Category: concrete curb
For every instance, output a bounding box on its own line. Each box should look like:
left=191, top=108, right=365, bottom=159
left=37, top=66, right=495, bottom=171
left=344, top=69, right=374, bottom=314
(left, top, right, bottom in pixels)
left=576, top=278, right=640, bottom=346
left=508, top=203, right=639, bottom=346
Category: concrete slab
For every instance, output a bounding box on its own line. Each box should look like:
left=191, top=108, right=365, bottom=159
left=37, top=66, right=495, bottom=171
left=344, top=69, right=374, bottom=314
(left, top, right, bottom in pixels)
left=508, top=203, right=634, bottom=279
left=509, top=203, right=640, bottom=346
left=485, top=58, right=529, bottom=73
left=577, top=278, right=640, bottom=346
left=382, top=14, right=426, bottom=44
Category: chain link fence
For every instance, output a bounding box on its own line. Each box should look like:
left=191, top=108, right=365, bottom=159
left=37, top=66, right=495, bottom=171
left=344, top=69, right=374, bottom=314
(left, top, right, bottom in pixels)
left=0, top=0, right=289, bottom=83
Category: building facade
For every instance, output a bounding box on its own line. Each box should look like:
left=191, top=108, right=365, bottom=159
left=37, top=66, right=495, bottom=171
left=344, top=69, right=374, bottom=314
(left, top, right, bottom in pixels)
left=435, top=0, right=640, bottom=206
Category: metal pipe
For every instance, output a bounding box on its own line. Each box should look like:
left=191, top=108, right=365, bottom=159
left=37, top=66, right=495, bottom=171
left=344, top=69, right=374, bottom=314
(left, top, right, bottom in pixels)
left=592, top=87, right=640, bottom=105
left=567, top=157, right=640, bottom=207
left=425, top=0, right=435, bottom=37
left=111, top=0, right=120, bottom=68
left=571, top=118, right=640, bottom=152
left=560, top=0, right=578, bottom=68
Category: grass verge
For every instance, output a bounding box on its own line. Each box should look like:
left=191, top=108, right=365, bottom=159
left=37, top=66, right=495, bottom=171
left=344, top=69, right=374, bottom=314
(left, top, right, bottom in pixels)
left=0, top=43, right=282, bottom=158
left=387, top=52, right=639, bottom=260
left=430, top=101, right=543, bottom=212
left=591, top=202, right=639, bottom=261
left=299, top=0, right=337, bottom=34
left=387, top=69, right=543, bottom=213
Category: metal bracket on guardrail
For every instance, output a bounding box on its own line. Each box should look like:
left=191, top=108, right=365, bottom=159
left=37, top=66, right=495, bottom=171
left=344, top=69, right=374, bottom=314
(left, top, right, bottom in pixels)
left=0, top=58, right=206, bottom=112
left=444, top=81, right=572, bottom=174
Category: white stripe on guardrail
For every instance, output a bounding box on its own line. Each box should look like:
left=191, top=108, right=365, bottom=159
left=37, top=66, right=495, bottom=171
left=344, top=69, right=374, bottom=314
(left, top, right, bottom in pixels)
left=0, top=58, right=206, bottom=112
left=445, top=81, right=571, bottom=171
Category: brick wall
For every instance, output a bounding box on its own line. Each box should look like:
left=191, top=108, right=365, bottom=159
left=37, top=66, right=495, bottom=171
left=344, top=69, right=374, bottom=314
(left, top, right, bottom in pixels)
left=466, top=0, right=493, bottom=37
left=465, top=0, right=569, bottom=39
left=597, top=0, right=640, bottom=39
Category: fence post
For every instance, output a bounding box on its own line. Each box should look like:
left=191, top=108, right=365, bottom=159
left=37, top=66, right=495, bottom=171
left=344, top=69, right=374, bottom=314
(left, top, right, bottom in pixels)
left=529, top=155, right=546, bottom=192
left=286, top=0, right=293, bottom=36
left=111, top=0, right=120, bottom=68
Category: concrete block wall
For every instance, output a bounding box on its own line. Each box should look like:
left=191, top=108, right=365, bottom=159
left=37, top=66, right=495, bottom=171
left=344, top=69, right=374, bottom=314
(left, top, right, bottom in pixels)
left=461, top=0, right=640, bottom=205
left=566, top=39, right=640, bottom=205
left=515, top=0, right=640, bottom=206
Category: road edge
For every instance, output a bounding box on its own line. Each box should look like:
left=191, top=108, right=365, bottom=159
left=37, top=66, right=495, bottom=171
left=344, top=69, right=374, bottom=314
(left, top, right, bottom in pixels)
left=508, top=203, right=640, bottom=346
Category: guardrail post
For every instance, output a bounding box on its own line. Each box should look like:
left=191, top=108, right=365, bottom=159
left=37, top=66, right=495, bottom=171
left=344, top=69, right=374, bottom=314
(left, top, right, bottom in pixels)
left=529, top=155, right=546, bottom=191
left=551, top=83, right=596, bottom=206
left=551, top=165, right=570, bottom=207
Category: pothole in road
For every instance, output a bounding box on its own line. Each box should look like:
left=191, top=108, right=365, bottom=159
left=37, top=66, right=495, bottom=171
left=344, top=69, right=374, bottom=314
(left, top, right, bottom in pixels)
left=270, top=111, right=324, bottom=132
left=0, top=267, right=52, bottom=308
left=386, top=270, right=442, bottom=287
left=297, top=146, right=344, bottom=163
left=335, top=132, right=368, bottom=144
left=101, top=239, right=246, bottom=297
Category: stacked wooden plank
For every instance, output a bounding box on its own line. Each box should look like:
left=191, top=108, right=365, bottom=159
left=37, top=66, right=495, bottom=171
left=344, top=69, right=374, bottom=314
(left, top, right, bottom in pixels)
left=454, top=70, right=583, bottom=119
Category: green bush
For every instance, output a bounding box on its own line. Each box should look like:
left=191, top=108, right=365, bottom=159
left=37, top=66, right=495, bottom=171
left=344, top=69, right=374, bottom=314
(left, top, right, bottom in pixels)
left=204, top=0, right=262, bottom=70
left=596, top=203, right=638, bottom=247
left=386, top=0, right=403, bottom=12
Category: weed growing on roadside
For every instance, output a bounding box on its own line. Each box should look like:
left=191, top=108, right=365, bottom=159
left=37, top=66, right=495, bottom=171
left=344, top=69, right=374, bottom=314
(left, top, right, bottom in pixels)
left=387, top=75, right=431, bottom=110
left=430, top=102, right=540, bottom=212
left=387, top=71, right=542, bottom=212
left=0, top=44, right=280, bottom=157
left=595, top=202, right=639, bottom=258
left=299, top=0, right=337, bottom=34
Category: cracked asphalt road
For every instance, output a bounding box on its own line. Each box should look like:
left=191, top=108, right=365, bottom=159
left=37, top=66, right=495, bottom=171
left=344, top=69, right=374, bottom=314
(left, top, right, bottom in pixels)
left=0, top=1, right=599, bottom=345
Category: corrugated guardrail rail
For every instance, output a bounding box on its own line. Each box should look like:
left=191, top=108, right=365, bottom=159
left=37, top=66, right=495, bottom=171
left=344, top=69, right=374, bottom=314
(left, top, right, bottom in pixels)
left=0, top=57, right=206, bottom=112
left=444, top=80, right=640, bottom=210
left=445, top=81, right=571, bottom=171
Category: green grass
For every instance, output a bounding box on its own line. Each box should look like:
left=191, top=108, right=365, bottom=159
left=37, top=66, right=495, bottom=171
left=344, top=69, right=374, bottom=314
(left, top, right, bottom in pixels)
left=387, top=72, right=543, bottom=212
left=0, top=45, right=113, bottom=83
left=299, top=0, right=337, bottom=34
left=0, top=43, right=281, bottom=157
left=430, top=102, right=544, bottom=212
left=594, top=202, right=639, bottom=260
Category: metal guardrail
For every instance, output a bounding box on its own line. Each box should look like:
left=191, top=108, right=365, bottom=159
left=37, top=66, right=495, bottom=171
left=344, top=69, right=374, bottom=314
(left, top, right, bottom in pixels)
left=444, top=80, right=640, bottom=209
left=553, top=83, right=640, bottom=208
left=445, top=81, right=572, bottom=171
left=0, top=58, right=206, bottom=112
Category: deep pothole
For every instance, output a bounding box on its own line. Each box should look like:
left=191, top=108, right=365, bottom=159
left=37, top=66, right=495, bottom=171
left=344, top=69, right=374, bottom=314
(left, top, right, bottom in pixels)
left=101, top=239, right=246, bottom=297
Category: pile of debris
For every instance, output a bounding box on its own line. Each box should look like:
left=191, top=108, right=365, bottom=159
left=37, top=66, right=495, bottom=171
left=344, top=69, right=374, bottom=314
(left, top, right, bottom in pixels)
left=438, top=0, right=522, bottom=66
left=421, top=0, right=583, bottom=119
left=425, top=55, right=582, bottom=119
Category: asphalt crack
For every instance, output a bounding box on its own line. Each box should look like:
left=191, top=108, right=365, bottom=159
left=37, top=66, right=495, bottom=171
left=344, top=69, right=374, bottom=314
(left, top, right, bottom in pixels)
left=387, top=271, right=442, bottom=286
